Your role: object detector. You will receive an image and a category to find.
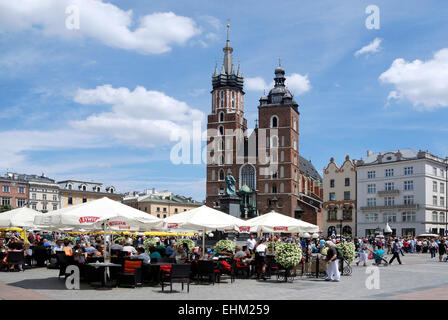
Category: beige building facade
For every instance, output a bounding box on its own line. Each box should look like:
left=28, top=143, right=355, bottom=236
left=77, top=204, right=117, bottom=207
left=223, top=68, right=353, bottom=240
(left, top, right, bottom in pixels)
left=123, top=191, right=202, bottom=219
left=322, top=156, right=357, bottom=237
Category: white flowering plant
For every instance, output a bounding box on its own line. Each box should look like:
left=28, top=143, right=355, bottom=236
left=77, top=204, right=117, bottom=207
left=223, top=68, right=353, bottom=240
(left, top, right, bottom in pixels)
left=268, top=241, right=284, bottom=252
left=143, top=238, right=157, bottom=251
left=275, top=243, right=302, bottom=269
left=335, top=242, right=356, bottom=263
left=177, top=239, right=195, bottom=251
left=215, top=240, right=236, bottom=253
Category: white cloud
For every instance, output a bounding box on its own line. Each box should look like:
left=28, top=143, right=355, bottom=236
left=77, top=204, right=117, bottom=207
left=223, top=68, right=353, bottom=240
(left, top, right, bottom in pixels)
left=0, top=0, right=201, bottom=54
left=245, top=77, right=269, bottom=91
left=245, top=74, right=311, bottom=95
left=284, top=73, right=311, bottom=95
left=354, top=38, right=382, bottom=57
left=199, top=15, right=221, bottom=31
left=379, top=48, right=448, bottom=109
left=71, top=84, right=204, bottom=147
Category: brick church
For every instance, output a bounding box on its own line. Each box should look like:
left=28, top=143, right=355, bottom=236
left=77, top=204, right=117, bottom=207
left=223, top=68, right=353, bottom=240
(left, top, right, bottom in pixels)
left=205, top=27, right=323, bottom=227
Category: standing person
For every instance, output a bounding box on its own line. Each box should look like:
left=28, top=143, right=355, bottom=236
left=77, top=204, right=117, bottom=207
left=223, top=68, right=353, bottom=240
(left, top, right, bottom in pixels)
left=409, top=238, right=415, bottom=253
left=356, top=239, right=368, bottom=267
left=399, top=238, right=405, bottom=256
left=416, top=239, right=422, bottom=253
left=429, top=239, right=438, bottom=259
left=324, top=241, right=340, bottom=282
left=438, top=239, right=446, bottom=262
left=389, top=239, right=403, bottom=265
left=246, top=234, right=257, bottom=254
left=254, top=239, right=267, bottom=280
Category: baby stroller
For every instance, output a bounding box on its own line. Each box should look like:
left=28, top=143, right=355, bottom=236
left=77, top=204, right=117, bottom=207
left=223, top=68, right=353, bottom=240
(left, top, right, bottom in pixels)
left=369, top=249, right=389, bottom=266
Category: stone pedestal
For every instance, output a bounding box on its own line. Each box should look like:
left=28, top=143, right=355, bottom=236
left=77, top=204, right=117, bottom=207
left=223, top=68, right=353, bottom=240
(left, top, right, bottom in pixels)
left=220, top=195, right=241, bottom=218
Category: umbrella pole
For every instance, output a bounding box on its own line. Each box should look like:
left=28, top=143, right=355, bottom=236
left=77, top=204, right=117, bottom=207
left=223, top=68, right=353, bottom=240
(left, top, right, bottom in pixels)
left=202, top=229, right=206, bottom=259
left=103, top=222, right=108, bottom=262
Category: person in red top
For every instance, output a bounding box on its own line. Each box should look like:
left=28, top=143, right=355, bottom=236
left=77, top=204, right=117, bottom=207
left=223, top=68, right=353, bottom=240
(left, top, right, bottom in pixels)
left=403, top=239, right=409, bottom=253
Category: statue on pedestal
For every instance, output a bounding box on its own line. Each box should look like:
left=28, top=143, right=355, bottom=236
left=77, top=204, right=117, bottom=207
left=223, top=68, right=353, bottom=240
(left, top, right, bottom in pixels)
left=225, top=173, right=236, bottom=196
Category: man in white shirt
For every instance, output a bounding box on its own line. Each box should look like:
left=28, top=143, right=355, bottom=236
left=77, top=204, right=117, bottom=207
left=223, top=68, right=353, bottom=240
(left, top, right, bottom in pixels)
left=246, top=235, right=257, bottom=254
left=122, top=244, right=137, bottom=255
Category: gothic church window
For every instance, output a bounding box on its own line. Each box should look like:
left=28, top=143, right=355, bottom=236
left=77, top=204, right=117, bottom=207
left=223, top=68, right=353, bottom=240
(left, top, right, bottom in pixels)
left=271, top=116, right=278, bottom=128
left=240, top=164, right=256, bottom=189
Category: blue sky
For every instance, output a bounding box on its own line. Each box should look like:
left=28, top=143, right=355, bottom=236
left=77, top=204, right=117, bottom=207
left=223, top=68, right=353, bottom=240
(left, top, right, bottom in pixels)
left=1, top=0, right=448, bottom=201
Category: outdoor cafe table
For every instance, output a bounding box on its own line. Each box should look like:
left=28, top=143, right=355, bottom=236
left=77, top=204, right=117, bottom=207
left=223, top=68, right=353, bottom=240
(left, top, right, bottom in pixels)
left=86, top=262, right=122, bottom=289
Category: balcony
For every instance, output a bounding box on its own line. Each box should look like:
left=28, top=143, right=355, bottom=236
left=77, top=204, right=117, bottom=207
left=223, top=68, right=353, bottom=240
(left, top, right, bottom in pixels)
left=377, top=189, right=400, bottom=197
left=360, top=203, right=419, bottom=212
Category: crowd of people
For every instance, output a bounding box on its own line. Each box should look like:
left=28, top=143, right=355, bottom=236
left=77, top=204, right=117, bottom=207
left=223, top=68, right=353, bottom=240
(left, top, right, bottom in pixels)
left=1, top=230, right=447, bottom=285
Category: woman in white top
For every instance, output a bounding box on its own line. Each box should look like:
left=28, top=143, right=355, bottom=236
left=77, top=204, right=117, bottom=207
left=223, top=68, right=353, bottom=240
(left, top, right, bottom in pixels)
left=254, top=239, right=268, bottom=280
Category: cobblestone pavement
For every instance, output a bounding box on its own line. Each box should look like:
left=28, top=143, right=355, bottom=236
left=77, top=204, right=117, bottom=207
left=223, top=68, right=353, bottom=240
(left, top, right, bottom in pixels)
left=1, top=253, right=447, bottom=300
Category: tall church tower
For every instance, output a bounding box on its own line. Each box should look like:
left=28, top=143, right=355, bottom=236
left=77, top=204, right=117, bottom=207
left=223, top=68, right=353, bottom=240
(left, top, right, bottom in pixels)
left=256, top=64, right=301, bottom=217
left=206, top=25, right=248, bottom=209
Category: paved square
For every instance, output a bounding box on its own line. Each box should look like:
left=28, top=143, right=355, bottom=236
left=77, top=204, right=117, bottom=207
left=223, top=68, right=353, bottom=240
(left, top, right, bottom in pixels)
left=1, top=253, right=447, bottom=300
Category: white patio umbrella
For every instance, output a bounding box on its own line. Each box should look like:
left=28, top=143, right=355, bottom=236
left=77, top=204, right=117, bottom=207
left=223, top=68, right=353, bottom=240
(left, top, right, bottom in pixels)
left=34, top=197, right=164, bottom=261
left=0, top=207, right=44, bottom=229
left=162, top=205, right=250, bottom=257
left=247, top=210, right=319, bottom=234
left=34, top=197, right=163, bottom=232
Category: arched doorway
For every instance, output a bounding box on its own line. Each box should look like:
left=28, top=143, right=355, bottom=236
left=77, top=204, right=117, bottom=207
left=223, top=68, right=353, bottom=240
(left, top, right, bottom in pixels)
left=327, top=226, right=336, bottom=237
left=342, top=225, right=352, bottom=236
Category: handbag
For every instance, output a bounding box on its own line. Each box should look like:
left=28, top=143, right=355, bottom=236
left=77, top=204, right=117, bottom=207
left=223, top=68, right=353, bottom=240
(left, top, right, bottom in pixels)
left=368, top=252, right=373, bottom=260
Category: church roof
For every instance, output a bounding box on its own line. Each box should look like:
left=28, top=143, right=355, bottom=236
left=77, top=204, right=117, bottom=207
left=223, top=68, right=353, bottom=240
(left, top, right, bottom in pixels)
left=259, top=64, right=298, bottom=111
left=299, top=156, right=322, bottom=181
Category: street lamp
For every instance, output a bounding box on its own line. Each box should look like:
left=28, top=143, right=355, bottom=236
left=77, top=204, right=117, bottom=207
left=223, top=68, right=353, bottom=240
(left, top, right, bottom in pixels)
left=339, top=219, right=343, bottom=242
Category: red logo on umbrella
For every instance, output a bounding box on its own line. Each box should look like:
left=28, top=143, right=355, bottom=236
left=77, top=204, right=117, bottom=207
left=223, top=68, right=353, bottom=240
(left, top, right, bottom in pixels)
left=167, top=223, right=178, bottom=228
left=109, top=221, right=126, bottom=226
left=273, top=226, right=288, bottom=231
left=78, top=216, right=100, bottom=223
left=239, top=226, right=250, bottom=232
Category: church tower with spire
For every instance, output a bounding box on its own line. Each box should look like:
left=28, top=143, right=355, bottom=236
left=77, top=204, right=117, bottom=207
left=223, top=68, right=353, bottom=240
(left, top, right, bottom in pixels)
left=206, top=25, right=248, bottom=209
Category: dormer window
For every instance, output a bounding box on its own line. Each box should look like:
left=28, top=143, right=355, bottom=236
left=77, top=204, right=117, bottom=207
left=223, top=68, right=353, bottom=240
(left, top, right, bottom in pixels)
left=67, top=183, right=73, bottom=190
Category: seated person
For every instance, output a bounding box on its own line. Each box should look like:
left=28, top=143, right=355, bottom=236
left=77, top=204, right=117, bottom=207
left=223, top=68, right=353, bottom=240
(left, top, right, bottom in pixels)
left=122, top=243, right=137, bottom=256
left=1, top=242, right=24, bottom=271
left=93, top=244, right=106, bottom=257
left=23, top=243, right=33, bottom=267
left=213, top=248, right=233, bottom=259
left=42, top=239, right=52, bottom=247
left=53, top=239, right=64, bottom=254
left=73, top=245, right=87, bottom=264
left=165, top=243, right=174, bottom=257
left=234, top=247, right=247, bottom=260
left=110, top=239, right=123, bottom=251
left=83, top=242, right=96, bottom=255
left=155, top=242, right=166, bottom=257
left=149, top=246, right=161, bottom=260
left=130, top=247, right=150, bottom=264
left=62, top=240, right=73, bottom=257
left=171, top=246, right=187, bottom=264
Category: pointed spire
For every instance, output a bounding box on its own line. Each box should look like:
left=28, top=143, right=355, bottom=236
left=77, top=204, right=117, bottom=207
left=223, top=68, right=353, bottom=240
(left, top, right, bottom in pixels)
left=237, top=60, right=241, bottom=76
left=221, top=23, right=234, bottom=75
left=213, top=58, right=218, bottom=76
